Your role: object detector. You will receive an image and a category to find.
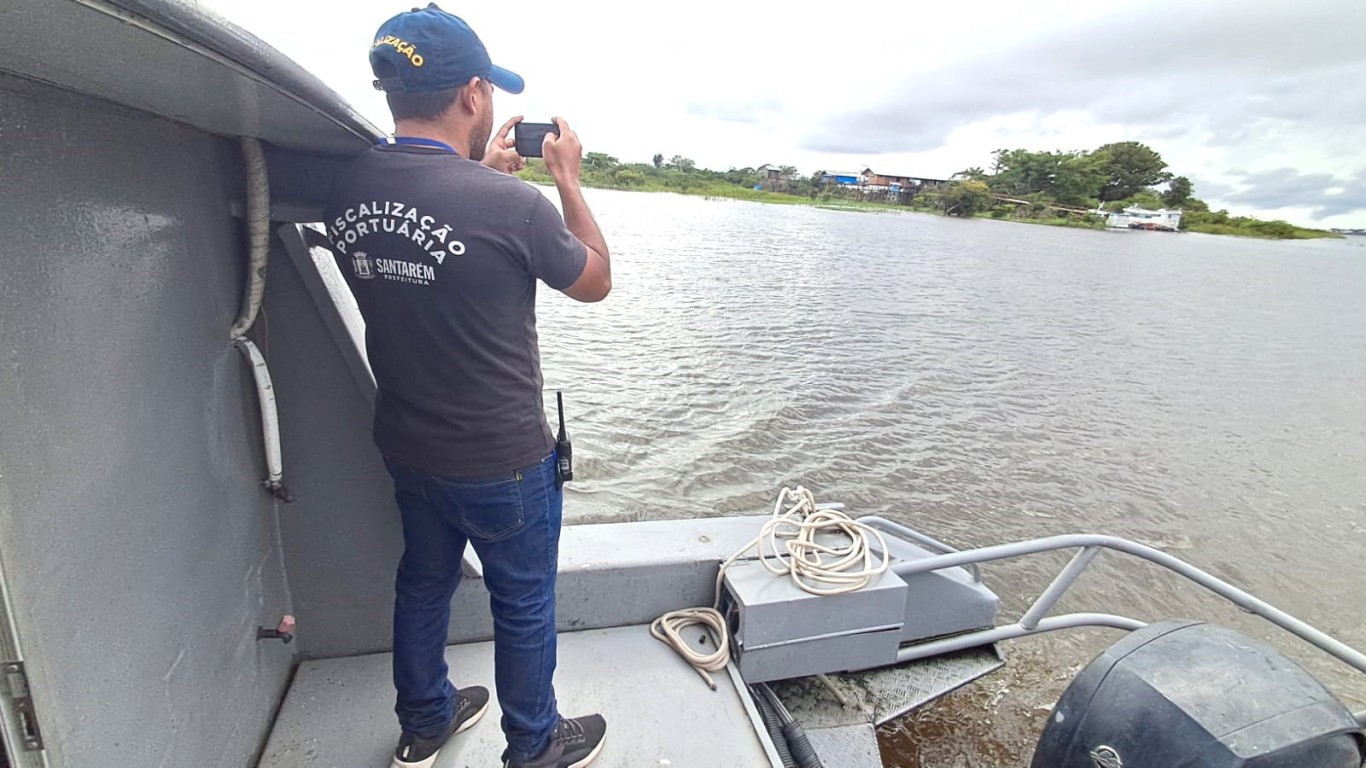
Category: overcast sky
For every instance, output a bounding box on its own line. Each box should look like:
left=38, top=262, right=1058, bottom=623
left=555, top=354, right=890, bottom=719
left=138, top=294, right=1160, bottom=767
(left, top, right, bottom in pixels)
left=202, top=0, right=1365, bottom=229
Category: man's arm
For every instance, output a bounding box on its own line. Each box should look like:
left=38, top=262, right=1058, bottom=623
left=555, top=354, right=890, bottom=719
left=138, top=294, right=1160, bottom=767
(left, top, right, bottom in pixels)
left=542, top=117, right=610, bottom=303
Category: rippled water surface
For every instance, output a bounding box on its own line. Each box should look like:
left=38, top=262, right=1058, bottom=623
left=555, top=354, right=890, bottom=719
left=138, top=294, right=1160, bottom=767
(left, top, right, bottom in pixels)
left=535, top=189, right=1366, bottom=766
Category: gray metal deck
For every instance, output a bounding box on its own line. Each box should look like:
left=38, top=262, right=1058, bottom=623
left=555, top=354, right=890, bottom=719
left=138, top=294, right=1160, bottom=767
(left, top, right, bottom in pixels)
left=260, top=625, right=777, bottom=767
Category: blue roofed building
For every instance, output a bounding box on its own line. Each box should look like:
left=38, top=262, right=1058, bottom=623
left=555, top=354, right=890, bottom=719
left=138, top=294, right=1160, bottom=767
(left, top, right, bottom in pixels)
left=817, top=170, right=864, bottom=186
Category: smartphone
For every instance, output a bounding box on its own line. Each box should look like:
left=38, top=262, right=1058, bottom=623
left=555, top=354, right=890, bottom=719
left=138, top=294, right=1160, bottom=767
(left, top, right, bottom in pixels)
left=514, top=122, right=560, bottom=158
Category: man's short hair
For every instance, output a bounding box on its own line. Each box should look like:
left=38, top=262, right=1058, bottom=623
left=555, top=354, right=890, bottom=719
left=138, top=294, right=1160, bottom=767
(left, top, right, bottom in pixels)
left=386, top=87, right=462, bottom=121
left=385, top=79, right=490, bottom=122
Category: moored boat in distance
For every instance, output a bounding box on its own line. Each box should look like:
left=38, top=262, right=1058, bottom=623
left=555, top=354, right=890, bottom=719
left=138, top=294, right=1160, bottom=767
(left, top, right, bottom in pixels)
left=1105, top=205, right=1184, bottom=231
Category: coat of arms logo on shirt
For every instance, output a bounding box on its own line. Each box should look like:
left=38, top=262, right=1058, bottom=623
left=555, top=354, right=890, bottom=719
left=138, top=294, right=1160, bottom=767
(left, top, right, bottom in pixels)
left=352, top=251, right=375, bottom=280
left=1090, top=746, right=1122, bottom=768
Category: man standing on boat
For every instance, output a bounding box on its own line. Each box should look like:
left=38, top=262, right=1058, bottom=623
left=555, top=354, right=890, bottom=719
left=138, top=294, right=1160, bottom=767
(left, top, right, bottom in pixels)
left=324, top=5, right=611, bottom=768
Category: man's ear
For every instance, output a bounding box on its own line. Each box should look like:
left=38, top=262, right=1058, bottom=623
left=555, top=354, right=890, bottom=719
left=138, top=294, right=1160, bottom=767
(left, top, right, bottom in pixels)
left=459, top=76, right=482, bottom=115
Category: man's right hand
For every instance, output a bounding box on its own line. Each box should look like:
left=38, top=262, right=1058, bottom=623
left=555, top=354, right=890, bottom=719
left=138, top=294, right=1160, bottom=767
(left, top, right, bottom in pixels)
left=542, top=117, right=582, bottom=186
left=541, top=117, right=610, bottom=302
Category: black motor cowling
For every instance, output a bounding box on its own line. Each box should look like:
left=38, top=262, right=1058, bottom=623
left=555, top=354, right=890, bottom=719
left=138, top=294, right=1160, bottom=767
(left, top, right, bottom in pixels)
left=1032, top=620, right=1363, bottom=767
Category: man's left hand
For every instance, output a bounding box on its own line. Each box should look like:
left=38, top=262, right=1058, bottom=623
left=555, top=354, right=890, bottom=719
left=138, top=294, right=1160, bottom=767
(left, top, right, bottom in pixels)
left=483, top=115, right=525, bottom=174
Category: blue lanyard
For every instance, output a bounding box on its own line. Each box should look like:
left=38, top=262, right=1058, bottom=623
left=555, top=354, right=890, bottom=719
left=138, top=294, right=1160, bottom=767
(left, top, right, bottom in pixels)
left=380, top=136, right=459, bottom=154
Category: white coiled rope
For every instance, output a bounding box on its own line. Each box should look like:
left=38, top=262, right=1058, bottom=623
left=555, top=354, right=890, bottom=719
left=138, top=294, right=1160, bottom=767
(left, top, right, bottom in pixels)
left=648, top=607, right=730, bottom=690
left=651, top=486, right=891, bottom=689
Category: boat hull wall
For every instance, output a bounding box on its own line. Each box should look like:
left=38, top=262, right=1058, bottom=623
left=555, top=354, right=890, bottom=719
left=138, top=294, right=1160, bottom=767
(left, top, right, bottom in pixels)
left=0, top=75, right=294, bottom=767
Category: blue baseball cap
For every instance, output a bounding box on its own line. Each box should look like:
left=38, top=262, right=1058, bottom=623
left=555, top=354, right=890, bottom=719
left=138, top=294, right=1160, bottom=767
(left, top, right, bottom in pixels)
left=370, top=4, right=524, bottom=94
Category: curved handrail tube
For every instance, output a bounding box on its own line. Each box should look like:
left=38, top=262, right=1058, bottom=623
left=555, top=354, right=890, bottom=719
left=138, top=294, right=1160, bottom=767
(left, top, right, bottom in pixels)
left=858, top=516, right=982, bottom=583
left=1019, top=546, right=1100, bottom=630
left=890, top=534, right=1366, bottom=674
left=898, top=612, right=1147, bottom=665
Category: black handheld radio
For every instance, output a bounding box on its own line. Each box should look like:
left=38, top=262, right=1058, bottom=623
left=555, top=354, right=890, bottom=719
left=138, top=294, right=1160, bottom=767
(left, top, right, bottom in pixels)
left=555, top=391, right=573, bottom=487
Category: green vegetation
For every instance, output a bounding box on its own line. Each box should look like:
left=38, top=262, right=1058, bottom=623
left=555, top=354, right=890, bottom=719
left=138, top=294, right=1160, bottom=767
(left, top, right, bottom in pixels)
left=517, top=153, right=915, bottom=214
left=518, top=153, right=821, bottom=201
left=517, top=146, right=1340, bottom=240
left=1181, top=206, right=1340, bottom=239
left=1163, top=176, right=1194, bottom=208
left=1094, top=142, right=1172, bottom=202
left=919, top=141, right=1339, bottom=239
left=933, top=179, right=996, bottom=217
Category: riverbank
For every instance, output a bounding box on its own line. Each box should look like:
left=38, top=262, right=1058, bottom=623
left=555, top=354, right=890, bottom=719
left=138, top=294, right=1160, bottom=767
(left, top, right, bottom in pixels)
left=1182, top=220, right=1342, bottom=240
left=519, top=166, right=1341, bottom=239
left=518, top=168, right=907, bottom=213
left=525, top=177, right=1101, bottom=228
left=520, top=142, right=1349, bottom=241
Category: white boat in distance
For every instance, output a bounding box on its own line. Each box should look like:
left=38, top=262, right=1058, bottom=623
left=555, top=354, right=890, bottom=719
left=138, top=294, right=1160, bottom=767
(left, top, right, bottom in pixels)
left=1106, top=205, right=1184, bottom=231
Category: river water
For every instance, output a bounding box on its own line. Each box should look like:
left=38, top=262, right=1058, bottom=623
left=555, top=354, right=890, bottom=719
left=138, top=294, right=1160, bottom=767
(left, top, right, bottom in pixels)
left=535, top=189, right=1366, bottom=766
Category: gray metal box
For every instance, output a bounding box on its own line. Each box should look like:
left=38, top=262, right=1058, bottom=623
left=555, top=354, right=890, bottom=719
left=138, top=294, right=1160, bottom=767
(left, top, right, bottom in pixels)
left=880, top=537, right=1000, bottom=642
left=736, top=625, right=904, bottom=683
left=723, top=561, right=908, bottom=648
left=722, top=561, right=908, bottom=681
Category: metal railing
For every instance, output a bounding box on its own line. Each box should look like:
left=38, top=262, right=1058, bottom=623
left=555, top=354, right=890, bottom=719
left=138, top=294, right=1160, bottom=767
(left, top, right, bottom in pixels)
left=857, top=525, right=1366, bottom=675
left=859, top=516, right=983, bottom=583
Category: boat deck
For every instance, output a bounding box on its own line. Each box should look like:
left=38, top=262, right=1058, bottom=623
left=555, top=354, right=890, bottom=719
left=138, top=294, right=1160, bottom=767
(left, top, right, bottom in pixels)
left=259, top=624, right=778, bottom=767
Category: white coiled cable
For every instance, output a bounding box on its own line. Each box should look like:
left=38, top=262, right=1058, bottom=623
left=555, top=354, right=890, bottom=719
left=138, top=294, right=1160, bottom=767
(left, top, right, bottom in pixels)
left=651, top=486, right=891, bottom=689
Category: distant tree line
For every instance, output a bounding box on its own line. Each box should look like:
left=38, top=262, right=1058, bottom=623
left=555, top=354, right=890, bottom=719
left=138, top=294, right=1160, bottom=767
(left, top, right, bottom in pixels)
left=516, top=143, right=1337, bottom=240
left=927, top=141, right=1335, bottom=238
left=930, top=141, right=1188, bottom=217
left=518, top=152, right=827, bottom=199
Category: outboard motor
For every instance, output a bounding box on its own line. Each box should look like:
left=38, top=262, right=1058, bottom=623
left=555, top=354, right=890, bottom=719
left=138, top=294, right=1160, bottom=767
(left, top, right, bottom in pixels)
left=1033, top=620, right=1363, bottom=767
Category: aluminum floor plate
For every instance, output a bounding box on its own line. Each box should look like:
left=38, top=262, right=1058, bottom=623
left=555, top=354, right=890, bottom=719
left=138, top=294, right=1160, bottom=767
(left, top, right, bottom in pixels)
left=804, top=723, right=883, bottom=768
left=770, top=644, right=1004, bottom=728
left=260, top=625, right=775, bottom=767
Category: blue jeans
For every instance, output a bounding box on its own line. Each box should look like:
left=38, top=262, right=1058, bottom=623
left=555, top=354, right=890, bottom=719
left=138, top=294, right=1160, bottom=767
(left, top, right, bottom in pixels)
left=386, top=452, right=562, bottom=762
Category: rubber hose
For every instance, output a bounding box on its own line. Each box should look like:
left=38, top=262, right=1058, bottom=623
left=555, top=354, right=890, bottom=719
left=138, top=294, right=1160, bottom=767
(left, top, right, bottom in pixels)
left=782, top=721, right=824, bottom=768
left=230, top=136, right=269, bottom=339
left=752, top=688, right=797, bottom=768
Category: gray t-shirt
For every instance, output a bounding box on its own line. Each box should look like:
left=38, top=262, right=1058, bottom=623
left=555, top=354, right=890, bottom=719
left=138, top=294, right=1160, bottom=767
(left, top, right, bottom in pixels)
left=324, top=144, right=587, bottom=478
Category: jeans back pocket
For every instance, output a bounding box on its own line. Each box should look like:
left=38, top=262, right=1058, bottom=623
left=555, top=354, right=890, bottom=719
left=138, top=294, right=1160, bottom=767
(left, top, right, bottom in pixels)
left=447, top=475, right=526, bottom=542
